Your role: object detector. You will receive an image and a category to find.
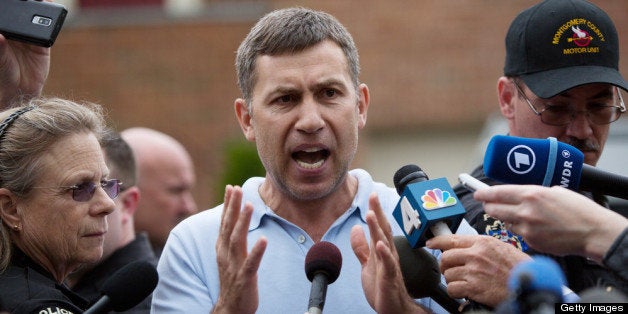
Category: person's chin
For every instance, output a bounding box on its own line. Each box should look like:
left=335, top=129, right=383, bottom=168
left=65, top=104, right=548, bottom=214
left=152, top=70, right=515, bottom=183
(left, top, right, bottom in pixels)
left=80, top=248, right=105, bottom=264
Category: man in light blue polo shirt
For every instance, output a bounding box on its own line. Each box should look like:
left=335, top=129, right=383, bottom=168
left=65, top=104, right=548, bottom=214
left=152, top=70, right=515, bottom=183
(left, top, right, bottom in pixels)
left=151, top=7, right=476, bottom=314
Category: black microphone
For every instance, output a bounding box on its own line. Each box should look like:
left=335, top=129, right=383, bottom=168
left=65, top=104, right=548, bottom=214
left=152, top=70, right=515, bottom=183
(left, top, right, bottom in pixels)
left=305, top=241, right=342, bottom=314
left=484, top=135, right=628, bottom=200
left=392, top=164, right=466, bottom=248
left=393, top=236, right=464, bottom=313
left=84, top=261, right=159, bottom=314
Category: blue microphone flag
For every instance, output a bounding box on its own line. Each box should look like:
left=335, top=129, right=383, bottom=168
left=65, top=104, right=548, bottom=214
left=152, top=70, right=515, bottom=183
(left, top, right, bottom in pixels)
left=393, top=177, right=466, bottom=248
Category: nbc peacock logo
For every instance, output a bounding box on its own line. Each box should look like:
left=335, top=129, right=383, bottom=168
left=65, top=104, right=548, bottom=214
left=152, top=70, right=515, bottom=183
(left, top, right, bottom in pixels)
left=421, top=188, right=457, bottom=210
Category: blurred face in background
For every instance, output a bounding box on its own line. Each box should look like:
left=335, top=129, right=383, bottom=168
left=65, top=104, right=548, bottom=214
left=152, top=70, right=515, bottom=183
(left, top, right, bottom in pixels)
left=100, top=184, right=139, bottom=261
left=133, top=142, right=197, bottom=250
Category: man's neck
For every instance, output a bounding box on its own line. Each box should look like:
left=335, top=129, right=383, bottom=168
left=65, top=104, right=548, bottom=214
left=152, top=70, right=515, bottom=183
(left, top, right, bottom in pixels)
left=259, top=174, right=358, bottom=242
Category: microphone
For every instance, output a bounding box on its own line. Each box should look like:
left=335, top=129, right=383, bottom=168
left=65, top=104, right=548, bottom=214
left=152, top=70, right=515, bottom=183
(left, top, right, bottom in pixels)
left=305, top=241, right=342, bottom=314
left=392, top=164, right=466, bottom=247
left=495, top=256, right=565, bottom=314
left=484, top=135, right=628, bottom=200
left=394, top=236, right=464, bottom=313
left=84, top=261, right=158, bottom=314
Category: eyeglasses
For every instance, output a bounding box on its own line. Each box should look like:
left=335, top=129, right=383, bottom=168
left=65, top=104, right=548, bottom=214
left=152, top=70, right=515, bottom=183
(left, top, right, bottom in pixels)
left=513, top=81, right=626, bottom=126
left=33, top=179, right=122, bottom=202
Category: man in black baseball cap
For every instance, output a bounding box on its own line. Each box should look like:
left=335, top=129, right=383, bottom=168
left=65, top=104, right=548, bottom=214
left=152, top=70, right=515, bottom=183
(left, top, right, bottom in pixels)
left=504, top=0, right=628, bottom=98
left=498, top=0, right=627, bottom=170
left=429, top=0, right=628, bottom=308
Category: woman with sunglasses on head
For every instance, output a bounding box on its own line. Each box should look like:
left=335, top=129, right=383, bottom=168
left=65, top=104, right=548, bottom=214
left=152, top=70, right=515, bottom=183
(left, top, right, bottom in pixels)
left=0, top=97, right=118, bottom=313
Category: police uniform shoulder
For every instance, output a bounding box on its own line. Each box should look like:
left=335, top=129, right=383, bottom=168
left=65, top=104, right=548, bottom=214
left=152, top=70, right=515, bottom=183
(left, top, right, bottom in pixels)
left=11, top=299, right=84, bottom=314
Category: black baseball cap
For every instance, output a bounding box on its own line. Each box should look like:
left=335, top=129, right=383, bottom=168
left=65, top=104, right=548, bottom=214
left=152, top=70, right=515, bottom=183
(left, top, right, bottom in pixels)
left=504, top=0, right=628, bottom=98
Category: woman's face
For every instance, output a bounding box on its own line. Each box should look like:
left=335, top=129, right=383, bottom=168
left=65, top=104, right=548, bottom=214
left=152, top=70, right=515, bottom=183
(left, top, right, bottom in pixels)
left=16, top=132, right=115, bottom=273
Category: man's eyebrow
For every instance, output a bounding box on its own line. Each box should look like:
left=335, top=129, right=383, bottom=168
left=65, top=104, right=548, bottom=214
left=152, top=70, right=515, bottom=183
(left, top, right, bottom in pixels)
left=261, top=86, right=299, bottom=102
left=311, top=78, right=348, bottom=91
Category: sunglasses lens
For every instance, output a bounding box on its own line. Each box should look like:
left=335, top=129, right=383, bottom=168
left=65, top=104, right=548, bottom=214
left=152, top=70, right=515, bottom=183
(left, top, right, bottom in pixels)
left=104, top=180, right=120, bottom=199
left=71, top=180, right=120, bottom=202
left=72, top=182, right=96, bottom=202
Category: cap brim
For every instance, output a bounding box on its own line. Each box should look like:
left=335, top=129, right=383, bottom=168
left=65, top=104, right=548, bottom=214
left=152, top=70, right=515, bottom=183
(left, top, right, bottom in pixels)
left=521, top=66, right=628, bottom=99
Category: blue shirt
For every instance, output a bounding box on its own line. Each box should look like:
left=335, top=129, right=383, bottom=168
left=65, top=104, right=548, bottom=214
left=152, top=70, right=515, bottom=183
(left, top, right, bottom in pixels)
left=151, top=169, right=477, bottom=313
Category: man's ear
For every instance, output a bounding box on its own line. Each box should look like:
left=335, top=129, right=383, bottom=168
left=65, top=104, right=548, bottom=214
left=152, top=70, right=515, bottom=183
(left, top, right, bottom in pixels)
left=118, top=186, right=140, bottom=225
left=357, top=83, right=370, bottom=129
left=235, top=99, right=255, bottom=142
left=498, top=77, right=516, bottom=119
left=0, top=188, right=21, bottom=230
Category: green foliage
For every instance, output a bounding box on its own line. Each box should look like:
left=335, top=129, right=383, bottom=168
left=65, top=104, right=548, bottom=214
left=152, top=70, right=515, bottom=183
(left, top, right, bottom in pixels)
left=216, top=139, right=265, bottom=200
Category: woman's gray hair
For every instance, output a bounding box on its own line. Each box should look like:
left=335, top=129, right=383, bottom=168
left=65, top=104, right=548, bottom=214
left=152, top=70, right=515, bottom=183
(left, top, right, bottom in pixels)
left=0, top=97, right=107, bottom=272
left=235, top=7, right=361, bottom=106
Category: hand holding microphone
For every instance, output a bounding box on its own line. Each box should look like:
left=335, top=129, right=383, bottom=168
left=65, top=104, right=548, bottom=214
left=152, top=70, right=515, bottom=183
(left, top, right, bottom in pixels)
left=391, top=165, right=477, bottom=311
left=426, top=233, right=531, bottom=308
left=474, top=184, right=628, bottom=265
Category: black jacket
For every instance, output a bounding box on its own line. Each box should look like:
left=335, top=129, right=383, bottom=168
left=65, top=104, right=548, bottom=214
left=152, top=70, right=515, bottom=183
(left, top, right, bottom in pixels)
left=0, top=248, right=89, bottom=314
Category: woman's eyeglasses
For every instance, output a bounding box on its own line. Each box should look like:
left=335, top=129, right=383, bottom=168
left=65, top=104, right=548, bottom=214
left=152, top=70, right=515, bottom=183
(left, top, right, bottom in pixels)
left=33, top=179, right=122, bottom=202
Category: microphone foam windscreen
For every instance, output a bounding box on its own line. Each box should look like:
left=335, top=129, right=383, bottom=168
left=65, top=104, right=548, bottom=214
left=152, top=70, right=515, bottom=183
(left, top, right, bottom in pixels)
left=393, top=164, right=428, bottom=195
left=508, top=256, right=565, bottom=299
left=305, top=241, right=342, bottom=284
left=101, top=261, right=159, bottom=311
left=484, top=135, right=583, bottom=189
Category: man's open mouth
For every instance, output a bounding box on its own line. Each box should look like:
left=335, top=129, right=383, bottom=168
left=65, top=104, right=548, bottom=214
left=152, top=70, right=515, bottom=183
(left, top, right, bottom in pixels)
left=292, top=147, right=330, bottom=169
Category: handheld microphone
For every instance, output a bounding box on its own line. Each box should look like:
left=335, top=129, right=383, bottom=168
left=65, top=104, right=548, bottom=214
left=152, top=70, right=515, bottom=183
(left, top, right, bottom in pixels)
left=305, top=241, right=342, bottom=314
left=393, top=236, right=464, bottom=313
left=84, top=261, right=158, bottom=314
left=484, top=135, right=628, bottom=200
left=392, top=164, right=466, bottom=248
left=495, top=256, right=565, bottom=314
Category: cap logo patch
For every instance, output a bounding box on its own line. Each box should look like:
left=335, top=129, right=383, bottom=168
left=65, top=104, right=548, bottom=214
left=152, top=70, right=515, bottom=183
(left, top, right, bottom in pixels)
left=570, top=26, right=591, bottom=47
left=552, top=18, right=606, bottom=55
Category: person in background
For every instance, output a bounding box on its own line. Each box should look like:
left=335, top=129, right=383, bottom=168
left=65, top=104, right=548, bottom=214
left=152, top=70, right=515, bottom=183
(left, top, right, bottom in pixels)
left=427, top=0, right=628, bottom=308
left=0, top=98, right=117, bottom=313
left=66, top=129, right=157, bottom=313
left=121, top=127, right=197, bottom=255
left=1, top=7, right=197, bottom=258
left=151, top=7, right=477, bottom=313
